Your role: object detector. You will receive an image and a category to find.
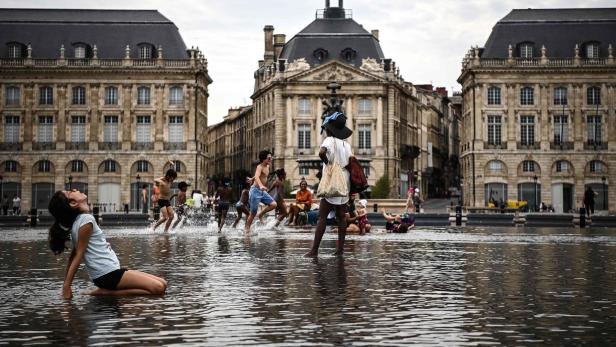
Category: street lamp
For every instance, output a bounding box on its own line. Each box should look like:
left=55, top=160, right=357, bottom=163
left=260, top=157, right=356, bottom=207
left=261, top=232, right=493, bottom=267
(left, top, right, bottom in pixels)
left=533, top=175, right=538, bottom=212
left=68, top=175, right=73, bottom=190
left=601, top=176, right=607, bottom=211
left=136, top=174, right=141, bottom=212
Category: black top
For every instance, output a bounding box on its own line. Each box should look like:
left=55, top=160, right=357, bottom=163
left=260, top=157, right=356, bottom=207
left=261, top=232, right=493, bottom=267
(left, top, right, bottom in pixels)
left=481, top=8, right=616, bottom=59
left=0, top=8, right=188, bottom=59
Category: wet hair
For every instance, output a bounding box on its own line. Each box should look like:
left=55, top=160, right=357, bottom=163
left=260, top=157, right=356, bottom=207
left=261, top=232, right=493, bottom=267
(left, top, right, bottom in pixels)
left=165, top=169, right=178, bottom=180
left=395, top=223, right=409, bottom=233
left=178, top=181, right=189, bottom=191
left=275, top=168, right=286, bottom=179
left=258, top=150, right=272, bottom=163
left=48, top=191, right=81, bottom=255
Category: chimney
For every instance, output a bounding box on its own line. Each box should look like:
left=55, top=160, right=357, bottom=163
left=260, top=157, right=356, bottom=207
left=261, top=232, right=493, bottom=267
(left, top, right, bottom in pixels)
left=371, top=30, right=379, bottom=40
left=263, top=25, right=275, bottom=64
left=436, top=87, right=448, bottom=97
left=274, top=34, right=286, bottom=61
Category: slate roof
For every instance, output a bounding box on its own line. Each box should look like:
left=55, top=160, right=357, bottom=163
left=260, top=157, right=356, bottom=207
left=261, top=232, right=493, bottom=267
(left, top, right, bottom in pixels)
left=482, top=8, right=616, bottom=59
left=279, top=16, right=384, bottom=68
left=0, top=9, right=189, bottom=59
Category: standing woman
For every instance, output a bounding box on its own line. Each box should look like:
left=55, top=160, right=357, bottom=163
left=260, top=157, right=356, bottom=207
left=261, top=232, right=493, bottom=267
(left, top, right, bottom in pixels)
left=48, top=189, right=167, bottom=299
left=244, top=150, right=277, bottom=232
left=305, top=112, right=353, bottom=257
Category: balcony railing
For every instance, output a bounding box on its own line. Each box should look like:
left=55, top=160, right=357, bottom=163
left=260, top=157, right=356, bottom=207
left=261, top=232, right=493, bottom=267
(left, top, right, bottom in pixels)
left=66, top=142, right=89, bottom=150
left=164, top=142, right=187, bottom=150
left=584, top=141, right=608, bottom=150
left=98, top=142, right=121, bottom=150
left=0, top=58, right=203, bottom=69
left=464, top=55, right=615, bottom=69
left=132, top=142, right=154, bottom=151
left=0, top=142, right=22, bottom=151
left=516, top=142, right=540, bottom=150
left=32, top=142, right=56, bottom=150
left=484, top=142, right=508, bottom=150
left=550, top=141, right=574, bottom=150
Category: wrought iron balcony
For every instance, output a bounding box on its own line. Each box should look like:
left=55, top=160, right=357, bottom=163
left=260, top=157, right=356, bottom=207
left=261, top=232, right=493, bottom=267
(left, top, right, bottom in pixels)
left=550, top=141, right=574, bottom=150
left=32, top=142, right=56, bottom=150
left=484, top=142, right=508, bottom=150
left=66, top=142, right=89, bottom=150
left=164, top=142, right=187, bottom=150
left=516, top=142, right=540, bottom=150
left=132, top=142, right=154, bottom=151
left=0, top=142, right=22, bottom=151
left=98, top=142, right=121, bottom=150
left=584, top=141, right=608, bottom=150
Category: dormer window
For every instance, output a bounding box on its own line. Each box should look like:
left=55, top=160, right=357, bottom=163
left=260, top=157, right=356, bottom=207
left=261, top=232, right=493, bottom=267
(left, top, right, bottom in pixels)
left=518, top=42, right=534, bottom=58
left=313, top=48, right=328, bottom=63
left=341, top=48, right=356, bottom=62
left=74, top=45, right=86, bottom=59
left=138, top=44, right=154, bottom=59
left=7, top=42, right=25, bottom=59
left=585, top=42, right=599, bottom=58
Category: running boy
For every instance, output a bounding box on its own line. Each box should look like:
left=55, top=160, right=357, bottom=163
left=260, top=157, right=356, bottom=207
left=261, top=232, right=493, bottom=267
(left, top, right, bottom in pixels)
left=215, top=179, right=233, bottom=232
left=171, top=181, right=189, bottom=229
left=151, top=168, right=177, bottom=232
left=245, top=150, right=277, bottom=232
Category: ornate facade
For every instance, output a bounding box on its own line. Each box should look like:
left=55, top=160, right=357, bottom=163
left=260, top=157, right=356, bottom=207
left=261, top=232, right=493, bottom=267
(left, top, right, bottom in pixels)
left=458, top=8, right=616, bottom=212
left=208, top=1, right=458, bottom=198
left=0, top=9, right=211, bottom=212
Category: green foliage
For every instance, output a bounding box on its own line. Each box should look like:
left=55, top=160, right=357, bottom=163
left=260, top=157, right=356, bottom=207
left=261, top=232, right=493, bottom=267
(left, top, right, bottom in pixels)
left=284, top=179, right=293, bottom=198
left=371, top=175, right=391, bottom=199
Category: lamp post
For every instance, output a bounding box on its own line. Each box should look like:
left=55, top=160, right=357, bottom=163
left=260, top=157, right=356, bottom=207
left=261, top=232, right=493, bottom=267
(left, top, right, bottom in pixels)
left=136, top=174, right=141, bottom=212
left=68, top=175, right=73, bottom=190
left=602, top=176, right=607, bottom=211
left=533, top=175, right=538, bottom=212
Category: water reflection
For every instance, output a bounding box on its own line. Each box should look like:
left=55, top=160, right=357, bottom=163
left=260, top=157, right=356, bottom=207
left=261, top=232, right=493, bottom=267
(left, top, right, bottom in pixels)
left=0, top=227, right=615, bottom=345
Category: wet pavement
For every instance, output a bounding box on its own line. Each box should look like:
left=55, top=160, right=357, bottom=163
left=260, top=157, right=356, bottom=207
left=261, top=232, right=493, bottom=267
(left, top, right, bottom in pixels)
left=1, top=225, right=615, bottom=345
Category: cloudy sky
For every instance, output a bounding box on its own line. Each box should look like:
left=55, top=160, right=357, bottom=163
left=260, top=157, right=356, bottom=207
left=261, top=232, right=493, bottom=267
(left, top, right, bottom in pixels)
left=5, top=0, right=614, bottom=124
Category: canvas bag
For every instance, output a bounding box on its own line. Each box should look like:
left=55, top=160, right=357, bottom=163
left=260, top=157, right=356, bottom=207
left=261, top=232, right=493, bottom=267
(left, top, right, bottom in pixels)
left=317, top=139, right=349, bottom=198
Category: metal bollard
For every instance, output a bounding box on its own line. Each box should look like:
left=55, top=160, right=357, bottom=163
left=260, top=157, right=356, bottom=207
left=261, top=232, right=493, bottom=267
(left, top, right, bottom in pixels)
left=93, top=206, right=100, bottom=224
left=154, top=206, right=160, bottom=220
left=29, top=208, right=37, bottom=227
left=455, top=205, right=462, bottom=226
left=579, top=207, right=586, bottom=228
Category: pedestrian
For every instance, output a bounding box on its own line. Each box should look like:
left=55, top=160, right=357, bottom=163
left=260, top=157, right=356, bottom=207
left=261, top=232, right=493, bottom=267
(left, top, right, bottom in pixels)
left=48, top=189, right=166, bottom=299
left=151, top=168, right=177, bottom=232
left=141, top=184, right=149, bottom=214
left=244, top=150, right=277, bottom=232
left=584, top=186, right=598, bottom=216
left=1, top=195, right=9, bottom=215
left=171, top=181, right=189, bottom=229
left=269, top=168, right=288, bottom=227
left=305, top=111, right=353, bottom=257
left=12, top=194, right=21, bottom=215
left=232, top=178, right=252, bottom=228
left=215, top=179, right=233, bottom=232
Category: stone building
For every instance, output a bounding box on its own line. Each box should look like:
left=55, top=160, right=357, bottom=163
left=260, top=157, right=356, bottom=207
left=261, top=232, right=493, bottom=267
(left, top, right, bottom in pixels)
left=208, top=1, right=457, bottom=198
left=458, top=8, right=616, bottom=212
left=0, top=9, right=211, bottom=212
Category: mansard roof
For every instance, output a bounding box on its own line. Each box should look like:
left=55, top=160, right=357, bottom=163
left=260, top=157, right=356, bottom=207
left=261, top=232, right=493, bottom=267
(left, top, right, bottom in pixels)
left=0, top=8, right=189, bottom=59
left=279, top=13, right=384, bottom=67
left=482, top=8, right=616, bottom=58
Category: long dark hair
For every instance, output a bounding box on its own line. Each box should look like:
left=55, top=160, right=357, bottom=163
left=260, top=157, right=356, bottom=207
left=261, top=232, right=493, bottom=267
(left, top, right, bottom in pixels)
left=48, top=191, right=81, bottom=255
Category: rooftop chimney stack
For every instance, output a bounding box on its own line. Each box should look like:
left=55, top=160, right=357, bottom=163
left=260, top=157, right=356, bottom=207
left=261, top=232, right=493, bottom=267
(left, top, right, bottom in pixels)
left=371, top=30, right=379, bottom=40
left=274, top=34, right=286, bottom=61
left=263, top=25, right=275, bottom=65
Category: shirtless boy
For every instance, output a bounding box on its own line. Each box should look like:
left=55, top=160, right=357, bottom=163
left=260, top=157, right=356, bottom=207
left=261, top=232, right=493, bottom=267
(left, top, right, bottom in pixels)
left=151, top=169, right=177, bottom=232
left=215, top=179, right=233, bottom=232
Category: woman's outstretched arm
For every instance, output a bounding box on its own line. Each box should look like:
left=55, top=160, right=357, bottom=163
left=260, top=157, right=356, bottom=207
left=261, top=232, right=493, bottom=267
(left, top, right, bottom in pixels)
left=62, top=223, right=92, bottom=299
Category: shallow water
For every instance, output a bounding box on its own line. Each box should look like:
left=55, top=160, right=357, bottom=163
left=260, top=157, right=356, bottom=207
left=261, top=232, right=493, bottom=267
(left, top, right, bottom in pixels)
left=1, top=225, right=616, bottom=346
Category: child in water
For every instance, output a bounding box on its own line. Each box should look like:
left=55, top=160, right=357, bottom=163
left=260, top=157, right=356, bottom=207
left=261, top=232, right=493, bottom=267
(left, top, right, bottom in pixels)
left=151, top=168, right=177, bottom=232
left=171, top=181, right=189, bottom=229
left=48, top=189, right=167, bottom=299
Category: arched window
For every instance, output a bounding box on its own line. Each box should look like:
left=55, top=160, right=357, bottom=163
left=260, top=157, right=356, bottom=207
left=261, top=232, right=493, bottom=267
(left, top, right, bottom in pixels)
left=70, top=160, right=86, bottom=173
left=313, top=48, right=328, bottom=63
left=105, top=86, right=118, bottom=105
left=487, top=86, right=501, bottom=105
left=103, top=160, right=117, bottom=173
left=486, top=160, right=505, bottom=175
left=169, top=86, right=183, bottom=105
left=522, top=160, right=536, bottom=173
left=138, top=44, right=154, bottom=59
left=518, top=42, right=534, bottom=58
left=554, top=160, right=571, bottom=174
left=137, top=87, right=150, bottom=105
left=587, top=86, right=600, bottom=105
left=37, top=160, right=53, bottom=173
left=589, top=160, right=605, bottom=174
left=340, top=48, right=356, bottom=62
left=136, top=160, right=150, bottom=172
left=72, top=86, right=86, bottom=105
left=3, top=160, right=19, bottom=173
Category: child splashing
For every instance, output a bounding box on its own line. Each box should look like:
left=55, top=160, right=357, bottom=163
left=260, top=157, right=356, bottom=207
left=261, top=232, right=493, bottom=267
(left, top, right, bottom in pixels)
left=48, top=189, right=167, bottom=299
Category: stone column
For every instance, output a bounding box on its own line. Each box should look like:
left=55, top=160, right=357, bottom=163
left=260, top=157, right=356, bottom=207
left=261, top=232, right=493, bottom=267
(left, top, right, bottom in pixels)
left=506, top=84, right=516, bottom=147
left=187, top=84, right=197, bottom=151
left=286, top=96, right=293, bottom=154
left=154, top=84, right=164, bottom=151
left=23, top=83, right=34, bottom=151
left=56, top=84, right=67, bottom=150
left=89, top=84, right=99, bottom=150
left=573, top=83, right=583, bottom=148
left=122, top=85, right=134, bottom=150
left=539, top=83, right=549, bottom=150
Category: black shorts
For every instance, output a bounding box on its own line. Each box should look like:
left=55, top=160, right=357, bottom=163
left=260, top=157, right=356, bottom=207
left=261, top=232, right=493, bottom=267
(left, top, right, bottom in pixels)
left=158, top=199, right=171, bottom=208
left=93, top=268, right=127, bottom=290
left=216, top=202, right=230, bottom=213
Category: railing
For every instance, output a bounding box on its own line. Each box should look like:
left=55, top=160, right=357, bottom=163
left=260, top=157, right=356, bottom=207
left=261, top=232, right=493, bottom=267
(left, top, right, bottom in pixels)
left=547, top=58, right=573, bottom=66
left=32, top=142, right=56, bottom=150
left=66, top=142, right=89, bottom=150
left=164, top=142, right=187, bottom=150
left=583, top=58, right=606, bottom=65
left=67, top=59, right=90, bottom=66
left=515, top=58, right=539, bottom=66
left=550, top=141, right=574, bottom=150
left=484, top=142, right=508, bottom=150
left=480, top=59, right=506, bottom=66
left=584, top=142, right=608, bottom=150
left=165, top=60, right=190, bottom=67
left=98, top=142, right=121, bottom=150
left=0, top=142, right=22, bottom=151
left=34, top=59, right=58, bottom=66
left=0, top=58, right=194, bottom=69
left=473, top=57, right=613, bottom=68
left=132, top=142, right=154, bottom=150
left=0, top=59, right=24, bottom=66
left=100, top=59, right=123, bottom=67
left=516, top=142, right=540, bottom=150
left=133, top=59, right=156, bottom=67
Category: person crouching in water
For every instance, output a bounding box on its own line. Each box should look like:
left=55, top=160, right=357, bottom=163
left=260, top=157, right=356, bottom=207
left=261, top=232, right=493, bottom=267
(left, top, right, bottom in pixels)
left=151, top=169, right=177, bottom=232
left=171, top=181, right=189, bottom=229
left=232, top=177, right=252, bottom=228
left=269, top=168, right=288, bottom=227
left=48, top=189, right=167, bottom=299
left=244, top=150, right=277, bottom=232
left=215, top=179, right=233, bottom=232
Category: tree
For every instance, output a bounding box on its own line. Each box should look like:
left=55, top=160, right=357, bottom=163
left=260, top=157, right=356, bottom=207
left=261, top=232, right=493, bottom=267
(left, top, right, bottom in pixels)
left=371, top=175, right=391, bottom=199
left=284, top=179, right=293, bottom=198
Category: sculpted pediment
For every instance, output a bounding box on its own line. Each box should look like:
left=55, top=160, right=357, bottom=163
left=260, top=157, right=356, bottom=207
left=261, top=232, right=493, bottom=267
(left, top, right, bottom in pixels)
left=287, top=61, right=383, bottom=83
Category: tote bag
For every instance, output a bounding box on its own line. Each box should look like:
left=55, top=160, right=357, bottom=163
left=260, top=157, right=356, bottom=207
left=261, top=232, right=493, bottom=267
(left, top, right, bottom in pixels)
left=317, top=139, right=349, bottom=198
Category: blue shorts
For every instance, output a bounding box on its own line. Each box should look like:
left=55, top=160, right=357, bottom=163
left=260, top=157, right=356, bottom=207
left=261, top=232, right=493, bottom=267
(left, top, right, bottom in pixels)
left=249, top=186, right=274, bottom=214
